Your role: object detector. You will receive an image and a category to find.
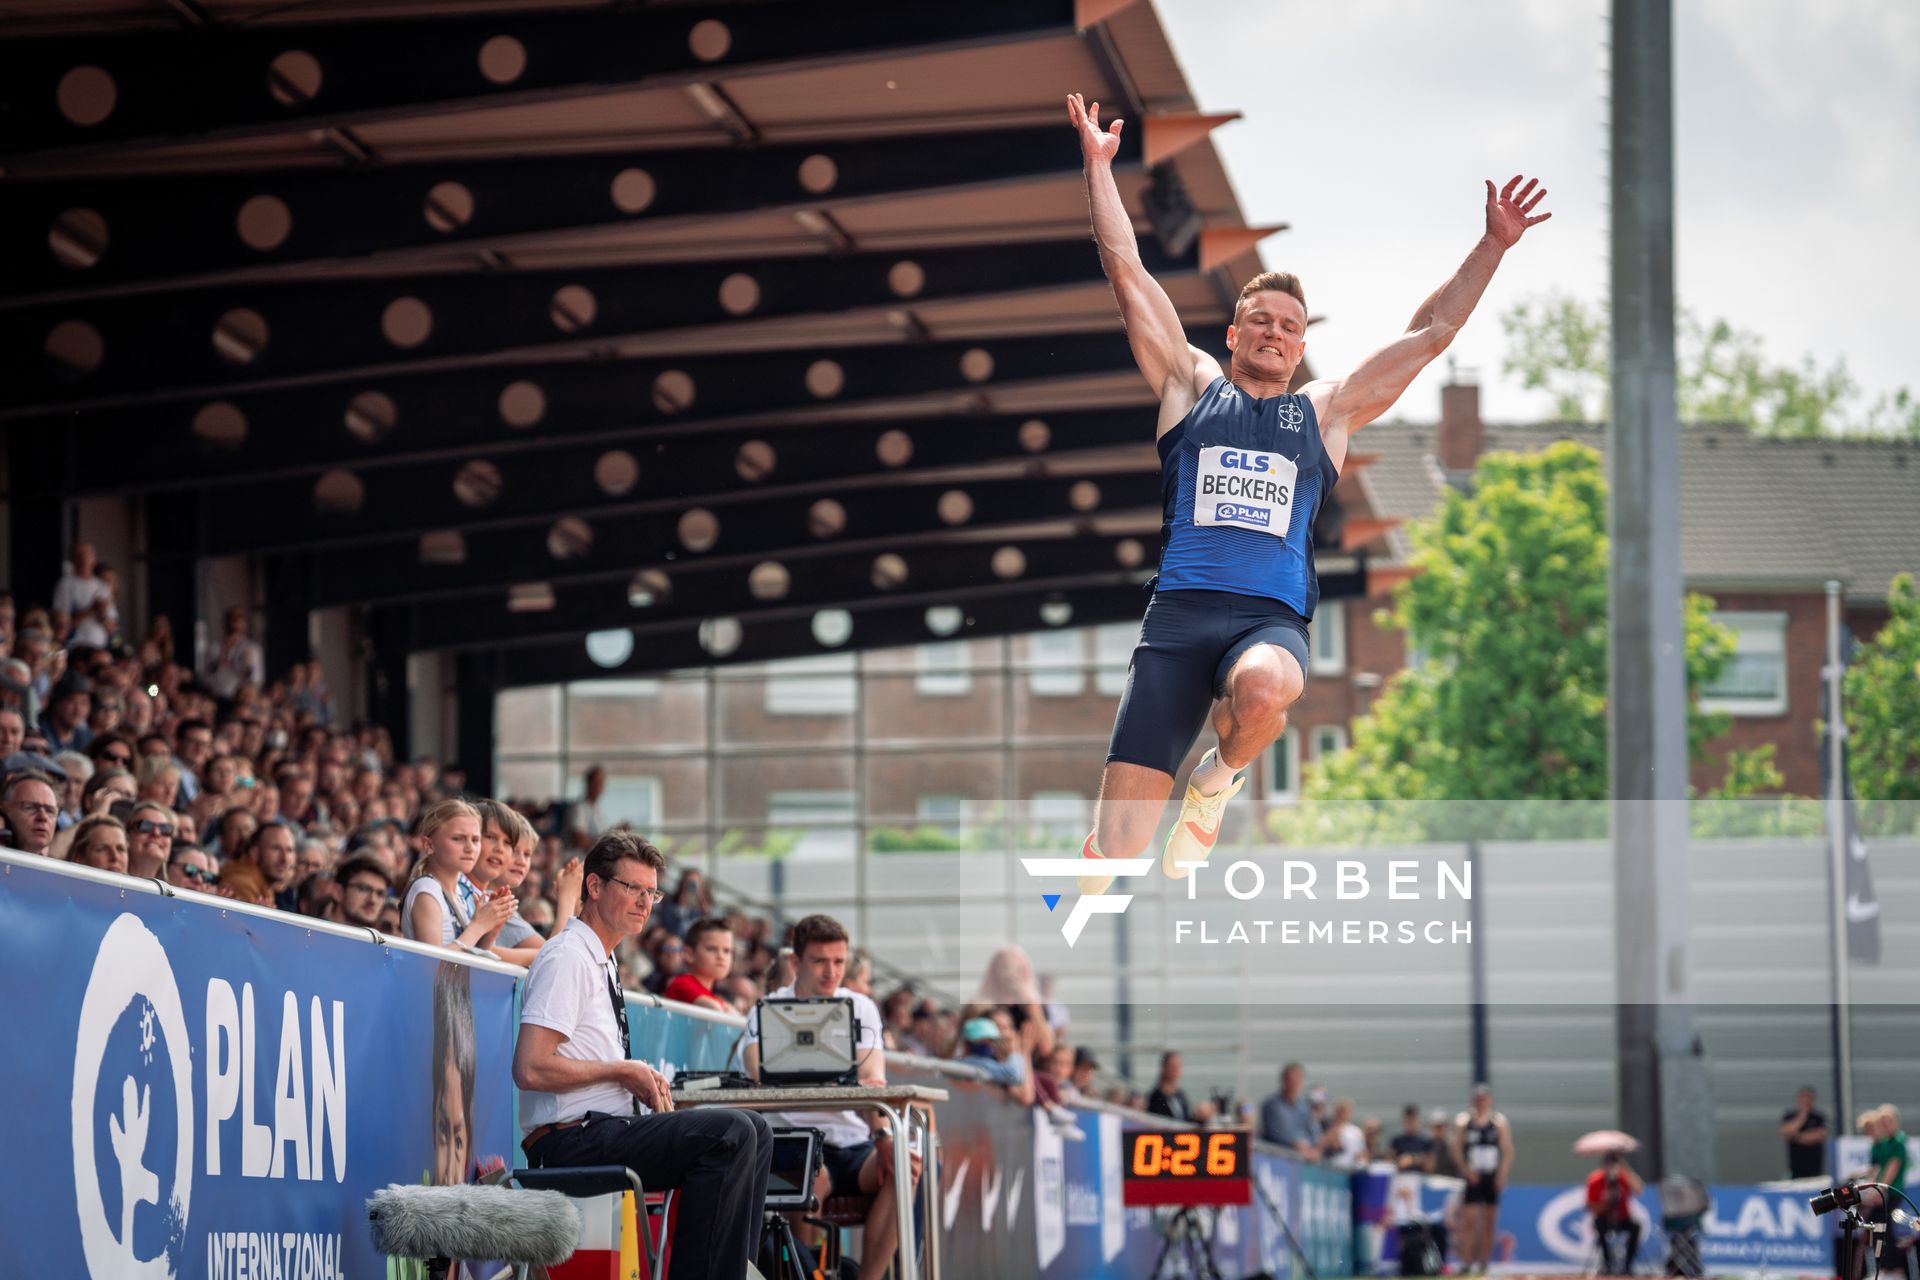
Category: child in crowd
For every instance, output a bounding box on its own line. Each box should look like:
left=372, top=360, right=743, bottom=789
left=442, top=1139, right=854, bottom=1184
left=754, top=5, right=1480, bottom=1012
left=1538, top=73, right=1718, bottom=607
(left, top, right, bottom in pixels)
left=403, top=798, right=514, bottom=951
left=469, top=798, right=581, bottom=966
left=664, top=917, right=736, bottom=1013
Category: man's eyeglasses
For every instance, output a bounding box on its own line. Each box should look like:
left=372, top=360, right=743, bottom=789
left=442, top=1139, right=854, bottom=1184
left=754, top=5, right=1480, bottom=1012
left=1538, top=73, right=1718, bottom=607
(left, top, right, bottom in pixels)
left=343, top=880, right=386, bottom=898
left=102, top=752, right=133, bottom=766
left=10, top=802, right=57, bottom=820
left=173, top=864, right=218, bottom=885
left=603, top=873, right=665, bottom=904
left=132, top=819, right=174, bottom=837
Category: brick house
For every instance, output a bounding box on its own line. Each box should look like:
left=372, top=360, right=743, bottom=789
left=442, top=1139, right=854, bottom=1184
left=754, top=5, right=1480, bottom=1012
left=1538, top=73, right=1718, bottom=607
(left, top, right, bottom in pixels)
left=1327, top=380, right=1919, bottom=796
left=496, top=383, right=1916, bottom=848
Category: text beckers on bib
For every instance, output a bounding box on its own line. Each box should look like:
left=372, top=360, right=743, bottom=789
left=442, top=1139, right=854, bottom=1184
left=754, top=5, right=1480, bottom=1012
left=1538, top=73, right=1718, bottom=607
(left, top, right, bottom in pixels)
left=1194, top=446, right=1297, bottom=539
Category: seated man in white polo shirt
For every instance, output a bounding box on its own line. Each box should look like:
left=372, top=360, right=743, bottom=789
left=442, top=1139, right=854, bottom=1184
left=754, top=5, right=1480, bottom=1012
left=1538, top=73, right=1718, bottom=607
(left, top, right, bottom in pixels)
left=744, top=913, right=917, bottom=1280
left=513, top=830, right=772, bottom=1280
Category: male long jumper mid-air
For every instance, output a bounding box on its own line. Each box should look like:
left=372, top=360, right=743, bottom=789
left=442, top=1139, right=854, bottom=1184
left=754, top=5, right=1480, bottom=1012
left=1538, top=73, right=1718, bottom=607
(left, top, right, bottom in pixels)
left=1065, top=92, right=1550, bottom=893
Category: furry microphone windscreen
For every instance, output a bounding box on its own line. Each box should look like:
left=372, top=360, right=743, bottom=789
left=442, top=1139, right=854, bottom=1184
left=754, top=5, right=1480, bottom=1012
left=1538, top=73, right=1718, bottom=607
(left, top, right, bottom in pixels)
left=368, top=1184, right=581, bottom=1265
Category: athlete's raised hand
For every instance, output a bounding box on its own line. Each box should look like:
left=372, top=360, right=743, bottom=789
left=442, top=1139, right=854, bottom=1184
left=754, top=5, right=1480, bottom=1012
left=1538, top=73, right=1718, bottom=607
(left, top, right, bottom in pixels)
left=1485, top=174, right=1551, bottom=248
left=1067, top=93, right=1123, bottom=167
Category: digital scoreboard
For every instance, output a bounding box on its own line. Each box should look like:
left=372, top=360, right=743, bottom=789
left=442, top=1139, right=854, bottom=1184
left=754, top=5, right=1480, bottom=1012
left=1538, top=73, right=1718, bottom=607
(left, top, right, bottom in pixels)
left=1120, top=1128, right=1253, bottom=1207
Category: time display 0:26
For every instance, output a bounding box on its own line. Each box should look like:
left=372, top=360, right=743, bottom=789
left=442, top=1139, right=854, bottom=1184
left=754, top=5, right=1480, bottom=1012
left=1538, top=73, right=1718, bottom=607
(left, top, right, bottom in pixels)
left=1128, top=1130, right=1244, bottom=1179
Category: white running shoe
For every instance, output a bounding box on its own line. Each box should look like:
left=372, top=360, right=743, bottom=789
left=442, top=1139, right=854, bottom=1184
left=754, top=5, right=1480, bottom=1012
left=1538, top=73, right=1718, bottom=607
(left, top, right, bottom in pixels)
left=1161, top=764, right=1246, bottom=878
left=1077, top=831, right=1115, bottom=895
left=1045, top=1104, right=1087, bottom=1141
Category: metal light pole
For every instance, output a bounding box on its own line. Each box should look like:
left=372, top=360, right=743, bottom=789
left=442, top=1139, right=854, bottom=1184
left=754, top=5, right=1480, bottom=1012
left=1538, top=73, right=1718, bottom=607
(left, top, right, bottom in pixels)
left=1608, top=0, right=1714, bottom=1181
left=1825, top=581, right=1854, bottom=1129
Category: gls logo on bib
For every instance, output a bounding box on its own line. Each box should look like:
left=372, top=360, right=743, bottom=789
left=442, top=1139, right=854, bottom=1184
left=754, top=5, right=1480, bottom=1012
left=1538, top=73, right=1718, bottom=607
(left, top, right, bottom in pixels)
left=73, top=914, right=195, bottom=1279
left=1195, top=445, right=1296, bottom=538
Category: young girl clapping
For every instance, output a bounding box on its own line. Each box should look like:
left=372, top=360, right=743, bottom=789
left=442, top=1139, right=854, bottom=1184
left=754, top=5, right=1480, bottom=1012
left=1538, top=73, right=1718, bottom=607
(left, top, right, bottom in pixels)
left=403, top=798, right=515, bottom=951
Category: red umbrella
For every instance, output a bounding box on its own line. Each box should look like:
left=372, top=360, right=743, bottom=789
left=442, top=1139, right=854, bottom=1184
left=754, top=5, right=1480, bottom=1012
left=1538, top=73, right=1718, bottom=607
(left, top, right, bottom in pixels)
left=1573, top=1130, right=1641, bottom=1156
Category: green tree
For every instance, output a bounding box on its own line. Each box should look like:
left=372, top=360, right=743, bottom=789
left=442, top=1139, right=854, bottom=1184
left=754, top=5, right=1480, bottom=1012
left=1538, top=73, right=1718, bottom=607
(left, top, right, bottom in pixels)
left=1498, top=291, right=1920, bottom=440
left=1845, top=573, right=1920, bottom=804
left=1305, top=442, right=1774, bottom=829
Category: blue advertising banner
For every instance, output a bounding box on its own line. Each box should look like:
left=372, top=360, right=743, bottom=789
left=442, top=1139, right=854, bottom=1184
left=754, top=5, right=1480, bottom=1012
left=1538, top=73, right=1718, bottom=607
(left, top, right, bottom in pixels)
left=625, top=992, right=747, bottom=1076
left=0, top=859, right=518, bottom=1280
left=1032, top=1115, right=1316, bottom=1280
left=1248, top=1148, right=1298, bottom=1280
left=1494, top=1182, right=1830, bottom=1272
left=1295, top=1158, right=1356, bottom=1277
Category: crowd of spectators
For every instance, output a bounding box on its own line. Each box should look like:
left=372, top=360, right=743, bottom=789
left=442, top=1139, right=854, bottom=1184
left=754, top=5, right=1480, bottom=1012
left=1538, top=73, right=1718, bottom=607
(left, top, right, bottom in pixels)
left=6, top=554, right=1508, bottom=1155
left=2, top=563, right=1060, bottom=1095
left=1253, top=1060, right=1479, bottom=1173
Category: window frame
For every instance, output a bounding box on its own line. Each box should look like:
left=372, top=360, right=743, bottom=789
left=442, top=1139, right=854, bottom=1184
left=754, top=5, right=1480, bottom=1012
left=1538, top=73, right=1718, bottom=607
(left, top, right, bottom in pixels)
left=1310, top=601, right=1347, bottom=676
left=600, top=773, right=664, bottom=831
left=1265, top=727, right=1304, bottom=805
left=1026, top=629, right=1087, bottom=697
left=913, top=642, right=973, bottom=698
left=764, top=653, right=859, bottom=716
left=1699, top=611, right=1790, bottom=717
left=1094, top=623, right=1137, bottom=697
left=1311, top=724, right=1349, bottom=759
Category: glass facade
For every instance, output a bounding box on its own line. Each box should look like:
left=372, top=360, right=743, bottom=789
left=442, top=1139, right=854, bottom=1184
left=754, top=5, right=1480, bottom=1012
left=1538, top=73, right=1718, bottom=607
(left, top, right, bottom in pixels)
left=495, top=626, right=1158, bottom=860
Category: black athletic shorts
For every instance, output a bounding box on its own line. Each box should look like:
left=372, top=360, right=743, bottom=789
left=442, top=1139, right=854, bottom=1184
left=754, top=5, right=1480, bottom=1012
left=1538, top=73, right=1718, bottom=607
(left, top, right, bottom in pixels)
left=1106, top=589, right=1312, bottom=778
left=1463, top=1177, right=1501, bottom=1206
left=822, top=1139, right=874, bottom=1197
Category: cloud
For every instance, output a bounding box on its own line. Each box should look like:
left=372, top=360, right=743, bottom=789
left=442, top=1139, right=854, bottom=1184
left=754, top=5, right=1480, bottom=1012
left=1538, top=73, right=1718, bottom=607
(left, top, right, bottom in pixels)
left=1156, top=0, right=1918, bottom=422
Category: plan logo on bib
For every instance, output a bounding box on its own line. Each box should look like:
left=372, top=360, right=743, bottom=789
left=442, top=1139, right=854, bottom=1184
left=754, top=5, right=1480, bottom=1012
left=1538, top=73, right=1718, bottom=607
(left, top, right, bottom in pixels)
left=71, top=914, right=195, bottom=1279
left=1214, top=503, right=1272, bottom=529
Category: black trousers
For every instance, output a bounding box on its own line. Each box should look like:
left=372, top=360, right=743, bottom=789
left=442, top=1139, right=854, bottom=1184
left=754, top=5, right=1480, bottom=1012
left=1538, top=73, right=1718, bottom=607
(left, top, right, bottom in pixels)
left=1596, top=1217, right=1641, bottom=1275
left=529, top=1108, right=773, bottom=1280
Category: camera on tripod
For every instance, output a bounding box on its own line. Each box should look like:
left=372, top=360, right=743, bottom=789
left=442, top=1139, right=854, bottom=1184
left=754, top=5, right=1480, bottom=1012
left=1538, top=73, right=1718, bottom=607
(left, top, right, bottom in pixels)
left=1811, top=1182, right=1886, bottom=1217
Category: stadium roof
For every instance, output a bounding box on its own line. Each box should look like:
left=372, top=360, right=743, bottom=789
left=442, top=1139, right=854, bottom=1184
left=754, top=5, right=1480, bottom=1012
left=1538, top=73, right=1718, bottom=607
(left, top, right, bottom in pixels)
left=1, top=0, right=1390, bottom=692
left=1356, top=418, right=1920, bottom=604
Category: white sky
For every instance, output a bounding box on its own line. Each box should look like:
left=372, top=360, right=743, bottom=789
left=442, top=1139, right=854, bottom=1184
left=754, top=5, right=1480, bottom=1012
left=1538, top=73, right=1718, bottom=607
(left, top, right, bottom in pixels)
left=1156, top=0, right=1920, bottom=424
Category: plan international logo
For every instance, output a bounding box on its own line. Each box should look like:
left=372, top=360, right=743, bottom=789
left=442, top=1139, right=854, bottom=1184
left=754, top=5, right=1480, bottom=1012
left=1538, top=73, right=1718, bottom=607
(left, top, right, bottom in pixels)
left=73, top=914, right=195, bottom=1279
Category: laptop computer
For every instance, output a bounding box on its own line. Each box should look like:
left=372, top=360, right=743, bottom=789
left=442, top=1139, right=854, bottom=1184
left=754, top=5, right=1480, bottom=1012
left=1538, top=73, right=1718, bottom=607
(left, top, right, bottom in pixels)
left=754, top=996, right=861, bottom=1086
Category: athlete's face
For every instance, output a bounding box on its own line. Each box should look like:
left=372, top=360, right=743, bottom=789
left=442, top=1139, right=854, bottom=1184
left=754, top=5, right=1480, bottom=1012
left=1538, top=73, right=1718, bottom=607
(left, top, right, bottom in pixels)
left=1226, top=290, right=1308, bottom=383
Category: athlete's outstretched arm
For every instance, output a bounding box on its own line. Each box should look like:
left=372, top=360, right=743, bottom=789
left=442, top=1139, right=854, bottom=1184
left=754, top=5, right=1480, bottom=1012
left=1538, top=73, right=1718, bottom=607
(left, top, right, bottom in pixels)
left=1069, top=94, right=1217, bottom=405
left=1309, top=176, right=1551, bottom=448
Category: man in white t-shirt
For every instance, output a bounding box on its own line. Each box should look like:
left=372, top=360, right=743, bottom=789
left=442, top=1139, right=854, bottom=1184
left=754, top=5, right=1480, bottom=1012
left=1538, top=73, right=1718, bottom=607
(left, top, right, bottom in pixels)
left=745, top=914, right=917, bottom=1280
left=513, top=831, right=772, bottom=1280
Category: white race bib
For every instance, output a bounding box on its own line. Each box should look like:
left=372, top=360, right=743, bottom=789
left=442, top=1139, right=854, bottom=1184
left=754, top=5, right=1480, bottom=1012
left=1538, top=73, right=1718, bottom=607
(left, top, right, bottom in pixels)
left=1194, top=446, right=1298, bottom=539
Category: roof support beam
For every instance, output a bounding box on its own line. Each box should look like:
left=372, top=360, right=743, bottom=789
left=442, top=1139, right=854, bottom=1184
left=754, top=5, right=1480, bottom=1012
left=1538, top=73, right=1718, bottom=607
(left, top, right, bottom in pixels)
left=482, top=562, right=1366, bottom=687
left=3, top=239, right=1197, bottom=409
left=398, top=532, right=1154, bottom=651
left=33, top=331, right=1199, bottom=493
left=485, top=579, right=1158, bottom=687
left=3, top=123, right=1137, bottom=298
left=0, top=0, right=1081, bottom=161
left=200, top=407, right=1159, bottom=555
left=289, top=470, right=1165, bottom=609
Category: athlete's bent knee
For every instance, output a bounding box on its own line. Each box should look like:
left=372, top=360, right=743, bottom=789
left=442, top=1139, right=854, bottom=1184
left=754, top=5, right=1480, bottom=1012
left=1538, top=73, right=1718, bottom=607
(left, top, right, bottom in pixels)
left=1095, top=808, right=1154, bottom=858
left=1231, top=674, right=1297, bottom=728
